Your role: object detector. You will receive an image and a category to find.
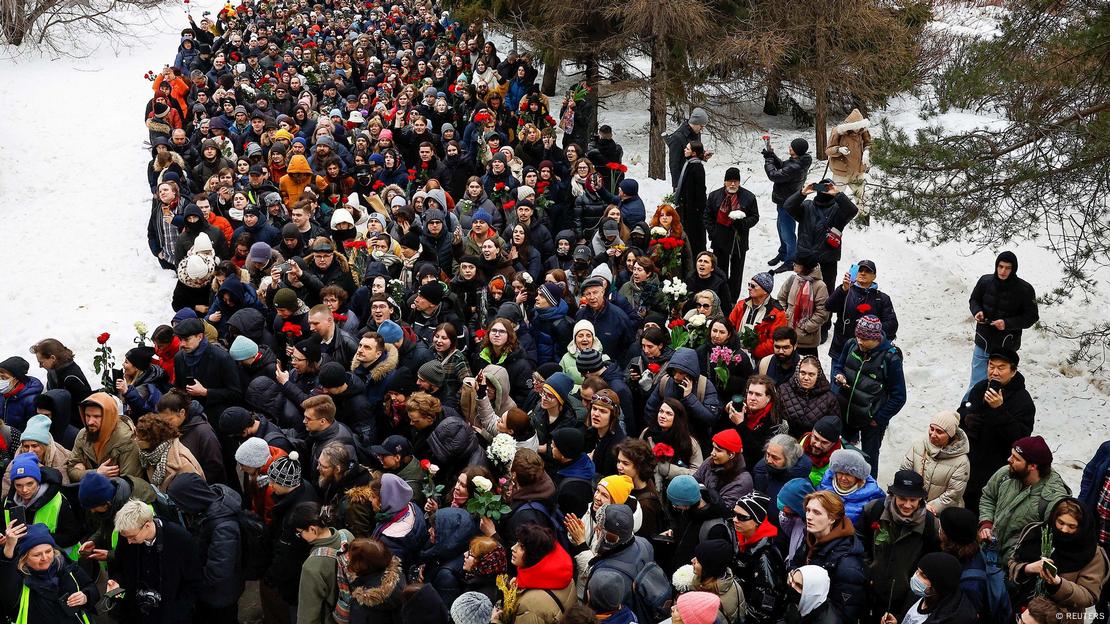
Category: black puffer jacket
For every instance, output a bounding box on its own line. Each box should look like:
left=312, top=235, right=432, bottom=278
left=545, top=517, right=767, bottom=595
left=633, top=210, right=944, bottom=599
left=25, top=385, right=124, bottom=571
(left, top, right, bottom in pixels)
left=763, top=151, right=813, bottom=205
left=421, top=411, right=483, bottom=478
left=958, top=371, right=1035, bottom=509
left=228, top=307, right=276, bottom=353
left=778, top=364, right=839, bottom=438
left=245, top=376, right=300, bottom=429
left=783, top=191, right=859, bottom=264
left=166, top=474, right=243, bottom=609
left=825, top=282, right=898, bottom=359
left=263, top=480, right=319, bottom=603
left=789, top=519, right=867, bottom=624
left=968, top=251, right=1039, bottom=352
left=349, top=556, right=405, bottom=624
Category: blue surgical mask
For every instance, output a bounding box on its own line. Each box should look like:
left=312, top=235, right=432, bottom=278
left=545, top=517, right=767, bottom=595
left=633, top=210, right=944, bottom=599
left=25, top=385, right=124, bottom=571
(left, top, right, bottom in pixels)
left=910, top=574, right=929, bottom=597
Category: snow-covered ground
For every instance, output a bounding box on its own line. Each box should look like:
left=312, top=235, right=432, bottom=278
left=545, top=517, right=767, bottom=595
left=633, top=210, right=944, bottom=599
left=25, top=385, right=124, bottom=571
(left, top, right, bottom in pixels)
left=0, top=2, right=1105, bottom=490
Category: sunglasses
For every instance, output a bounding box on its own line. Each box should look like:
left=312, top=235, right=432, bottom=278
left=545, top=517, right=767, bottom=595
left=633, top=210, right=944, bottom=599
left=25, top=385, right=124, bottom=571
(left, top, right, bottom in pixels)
left=734, top=512, right=752, bottom=522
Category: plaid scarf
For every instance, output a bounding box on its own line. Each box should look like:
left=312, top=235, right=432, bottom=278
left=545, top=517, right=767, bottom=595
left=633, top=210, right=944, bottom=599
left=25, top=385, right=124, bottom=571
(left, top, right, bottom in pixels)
left=139, top=440, right=173, bottom=487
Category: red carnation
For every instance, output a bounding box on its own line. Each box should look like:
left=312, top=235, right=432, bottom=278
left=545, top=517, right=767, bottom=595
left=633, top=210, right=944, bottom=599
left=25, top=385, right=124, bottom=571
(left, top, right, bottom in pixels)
left=871, top=521, right=880, bottom=530
left=605, top=162, right=623, bottom=171
left=407, top=174, right=416, bottom=181
left=652, top=443, right=675, bottom=459
left=372, top=180, right=385, bottom=190
left=280, top=322, right=303, bottom=337
left=647, top=363, right=662, bottom=374
left=96, top=332, right=110, bottom=345
left=474, top=329, right=487, bottom=340
left=407, top=168, right=416, bottom=175
left=343, top=240, right=368, bottom=249
left=517, top=118, right=525, bottom=126
left=420, top=459, right=431, bottom=470
left=857, top=303, right=872, bottom=314
left=502, top=200, right=516, bottom=211
left=495, top=182, right=506, bottom=191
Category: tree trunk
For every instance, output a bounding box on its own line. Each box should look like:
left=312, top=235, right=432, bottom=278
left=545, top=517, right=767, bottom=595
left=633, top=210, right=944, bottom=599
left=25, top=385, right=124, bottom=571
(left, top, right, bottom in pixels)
left=648, top=35, right=667, bottom=180
left=541, top=52, right=559, bottom=96
left=815, top=85, right=828, bottom=161
left=584, top=54, right=601, bottom=139
left=763, top=69, right=782, bottom=116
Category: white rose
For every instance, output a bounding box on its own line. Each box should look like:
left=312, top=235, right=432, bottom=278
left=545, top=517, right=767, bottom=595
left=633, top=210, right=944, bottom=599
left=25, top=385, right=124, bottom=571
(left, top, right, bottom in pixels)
left=428, top=464, right=440, bottom=476
left=134, top=321, right=148, bottom=335
left=651, top=226, right=667, bottom=237
left=472, top=476, right=493, bottom=493
left=689, top=314, right=707, bottom=327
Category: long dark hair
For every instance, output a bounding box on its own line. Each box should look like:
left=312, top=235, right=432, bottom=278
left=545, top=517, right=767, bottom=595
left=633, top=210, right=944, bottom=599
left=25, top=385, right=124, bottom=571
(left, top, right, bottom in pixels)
left=650, top=398, right=694, bottom=465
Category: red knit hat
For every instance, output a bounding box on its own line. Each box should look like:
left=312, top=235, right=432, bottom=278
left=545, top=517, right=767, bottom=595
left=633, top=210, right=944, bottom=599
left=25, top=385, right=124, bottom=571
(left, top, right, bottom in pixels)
left=712, top=429, right=743, bottom=454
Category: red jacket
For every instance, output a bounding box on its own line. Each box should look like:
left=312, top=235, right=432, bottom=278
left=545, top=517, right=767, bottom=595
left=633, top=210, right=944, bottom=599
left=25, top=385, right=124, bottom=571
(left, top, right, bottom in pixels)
left=728, top=297, right=787, bottom=360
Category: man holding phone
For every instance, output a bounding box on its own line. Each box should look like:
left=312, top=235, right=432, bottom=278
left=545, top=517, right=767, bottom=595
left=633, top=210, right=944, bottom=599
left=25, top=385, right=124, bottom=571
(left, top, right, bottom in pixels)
left=958, top=348, right=1036, bottom=513
left=825, top=259, right=898, bottom=360
left=171, top=318, right=243, bottom=430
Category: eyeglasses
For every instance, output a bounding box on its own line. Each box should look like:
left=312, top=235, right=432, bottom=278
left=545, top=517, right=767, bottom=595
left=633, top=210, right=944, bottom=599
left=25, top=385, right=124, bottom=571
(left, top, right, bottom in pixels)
left=488, top=328, right=508, bottom=335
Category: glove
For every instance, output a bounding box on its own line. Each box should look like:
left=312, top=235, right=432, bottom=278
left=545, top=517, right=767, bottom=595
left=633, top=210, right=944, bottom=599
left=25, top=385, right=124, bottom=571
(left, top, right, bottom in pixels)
left=838, top=146, right=851, bottom=155
left=728, top=210, right=744, bottom=220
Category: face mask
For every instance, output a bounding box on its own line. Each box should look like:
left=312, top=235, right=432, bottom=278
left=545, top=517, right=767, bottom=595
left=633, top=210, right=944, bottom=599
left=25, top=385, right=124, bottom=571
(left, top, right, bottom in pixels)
left=909, top=574, right=928, bottom=597
left=371, top=250, right=384, bottom=259
left=0, top=379, right=11, bottom=394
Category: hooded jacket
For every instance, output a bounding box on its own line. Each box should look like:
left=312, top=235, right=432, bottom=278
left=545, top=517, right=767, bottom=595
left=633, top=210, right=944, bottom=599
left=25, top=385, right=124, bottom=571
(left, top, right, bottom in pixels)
left=643, top=347, right=721, bottom=436
left=900, top=428, right=971, bottom=512
left=66, top=393, right=142, bottom=482
left=33, top=389, right=79, bottom=449
left=420, top=507, right=478, bottom=607
left=350, top=556, right=405, bottom=624
left=167, top=475, right=244, bottom=608
left=515, top=544, right=577, bottom=624
left=778, top=362, right=839, bottom=438
left=0, top=376, right=43, bottom=430
left=824, top=109, right=872, bottom=179
left=783, top=192, right=859, bottom=265
left=279, top=154, right=328, bottom=206
left=789, top=517, right=867, bottom=624
left=968, top=251, right=1039, bottom=352
left=178, top=400, right=226, bottom=484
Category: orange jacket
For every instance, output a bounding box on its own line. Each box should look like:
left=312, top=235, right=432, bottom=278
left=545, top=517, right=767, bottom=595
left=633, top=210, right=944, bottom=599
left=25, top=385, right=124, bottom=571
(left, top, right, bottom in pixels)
left=278, top=155, right=327, bottom=206
left=153, top=74, right=190, bottom=121
left=208, top=212, right=233, bottom=245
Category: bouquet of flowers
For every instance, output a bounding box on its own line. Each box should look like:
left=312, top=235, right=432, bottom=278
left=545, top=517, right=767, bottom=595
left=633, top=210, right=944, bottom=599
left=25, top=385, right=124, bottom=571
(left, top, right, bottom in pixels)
left=465, top=475, right=513, bottom=520
left=420, top=459, right=443, bottom=501
left=709, top=345, right=746, bottom=389
left=91, top=332, right=115, bottom=392
left=669, top=314, right=707, bottom=350
left=487, top=433, right=516, bottom=470
left=489, top=181, right=512, bottom=210
left=651, top=227, right=686, bottom=276
left=660, top=277, right=688, bottom=311
left=738, top=324, right=759, bottom=350
left=605, top=162, right=628, bottom=194
left=653, top=443, right=675, bottom=463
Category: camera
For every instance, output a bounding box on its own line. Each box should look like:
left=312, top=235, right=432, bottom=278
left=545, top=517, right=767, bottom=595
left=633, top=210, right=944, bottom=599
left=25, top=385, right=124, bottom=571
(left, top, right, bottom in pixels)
left=135, top=589, right=162, bottom=614
left=813, top=182, right=829, bottom=193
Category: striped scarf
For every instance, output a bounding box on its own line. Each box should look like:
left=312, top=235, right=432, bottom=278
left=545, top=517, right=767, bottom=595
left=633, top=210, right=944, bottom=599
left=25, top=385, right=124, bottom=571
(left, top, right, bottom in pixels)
left=139, top=440, right=172, bottom=487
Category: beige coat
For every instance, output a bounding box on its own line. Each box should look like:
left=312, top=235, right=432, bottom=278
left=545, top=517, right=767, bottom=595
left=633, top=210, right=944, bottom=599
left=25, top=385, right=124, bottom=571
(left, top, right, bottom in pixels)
left=900, top=428, right=971, bottom=512
left=1008, top=532, right=1109, bottom=623
left=2, top=442, right=71, bottom=497
left=825, top=109, right=872, bottom=180
left=776, top=266, right=829, bottom=349
left=515, top=579, right=576, bottom=624
left=143, top=439, right=204, bottom=490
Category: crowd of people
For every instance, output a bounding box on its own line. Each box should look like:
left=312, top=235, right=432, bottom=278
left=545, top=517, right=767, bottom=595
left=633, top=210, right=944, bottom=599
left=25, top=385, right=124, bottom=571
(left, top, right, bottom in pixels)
left=0, top=0, right=1105, bottom=623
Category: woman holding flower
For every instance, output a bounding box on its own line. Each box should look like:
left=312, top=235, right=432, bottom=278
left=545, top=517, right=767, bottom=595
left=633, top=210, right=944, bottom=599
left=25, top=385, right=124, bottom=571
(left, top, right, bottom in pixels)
left=648, top=205, right=692, bottom=278
left=696, top=319, right=754, bottom=401
left=639, top=398, right=703, bottom=492
left=613, top=439, right=667, bottom=537
left=618, top=256, right=664, bottom=319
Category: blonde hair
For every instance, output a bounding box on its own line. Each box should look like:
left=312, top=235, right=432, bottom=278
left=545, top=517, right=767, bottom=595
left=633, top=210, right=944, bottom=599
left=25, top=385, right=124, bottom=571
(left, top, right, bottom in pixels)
left=114, top=499, right=155, bottom=533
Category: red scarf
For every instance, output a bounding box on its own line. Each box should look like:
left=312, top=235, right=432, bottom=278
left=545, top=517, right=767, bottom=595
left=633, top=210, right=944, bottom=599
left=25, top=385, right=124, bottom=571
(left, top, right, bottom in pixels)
left=804, top=437, right=841, bottom=468
left=745, top=402, right=772, bottom=431
left=737, top=518, right=779, bottom=551
left=716, top=192, right=739, bottom=227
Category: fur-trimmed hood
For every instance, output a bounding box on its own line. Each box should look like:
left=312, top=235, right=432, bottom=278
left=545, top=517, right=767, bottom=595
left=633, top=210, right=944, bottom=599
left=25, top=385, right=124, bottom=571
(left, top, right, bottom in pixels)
left=351, top=556, right=404, bottom=607
left=836, top=109, right=870, bottom=134
left=361, top=342, right=399, bottom=382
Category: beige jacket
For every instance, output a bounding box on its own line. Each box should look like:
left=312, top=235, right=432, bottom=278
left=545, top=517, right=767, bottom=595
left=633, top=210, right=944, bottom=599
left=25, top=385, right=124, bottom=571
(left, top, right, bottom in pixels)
left=776, top=266, right=830, bottom=349
left=900, top=428, right=971, bottom=512
left=515, top=580, right=576, bottom=624
left=143, top=439, right=204, bottom=490
left=825, top=109, right=872, bottom=179
left=2, top=442, right=71, bottom=497
left=1008, top=533, right=1108, bottom=623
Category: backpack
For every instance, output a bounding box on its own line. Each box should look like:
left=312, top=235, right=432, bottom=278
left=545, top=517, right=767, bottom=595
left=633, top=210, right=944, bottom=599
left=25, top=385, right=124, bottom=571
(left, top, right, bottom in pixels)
left=517, top=501, right=573, bottom=555
left=698, top=517, right=738, bottom=556
left=151, top=490, right=185, bottom=525
left=310, top=529, right=354, bottom=624
left=590, top=549, right=673, bottom=624
left=264, top=425, right=307, bottom=456
left=237, top=508, right=270, bottom=581
left=964, top=548, right=1013, bottom=623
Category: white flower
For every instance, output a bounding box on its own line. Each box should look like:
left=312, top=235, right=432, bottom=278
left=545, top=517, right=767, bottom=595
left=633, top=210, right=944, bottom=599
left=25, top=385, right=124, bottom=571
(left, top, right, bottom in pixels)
left=471, top=476, right=494, bottom=493
left=672, top=564, right=696, bottom=592
left=651, top=226, right=667, bottom=237
left=487, top=433, right=517, bottom=465
left=134, top=321, right=148, bottom=335
left=428, top=464, right=440, bottom=476
left=688, top=314, right=707, bottom=327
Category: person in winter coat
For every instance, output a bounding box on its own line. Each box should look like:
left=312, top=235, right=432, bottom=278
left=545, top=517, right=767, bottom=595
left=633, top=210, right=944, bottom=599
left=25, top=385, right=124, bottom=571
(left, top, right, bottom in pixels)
left=706, top=167, right=759, bottom=295
left=157, top=390, right=226, bottom=484
left=316, top=442, right=372, bottom=532
left=664, top=476, right=733, bottom=574
left=824, top=109, right=872, bottom=222
left=114, top=346, right=168, bottom=419
left=407, top=393, right=482, bottom=484
left=65, top=393, right=142, bottom=482
left=900, top=411, right=970, bottom=513
left=575, top=275, right=634, bottom=365
left=30, top=339, right=91, bottom=426
left=817, top=449, right=885, bottom=524
left=0, top=357, right=43, bottom=430
left=830, top=315, right=906, bottom=476
left=0, top=417, right=69, bottom=498
left=512, top=522, right=577, bottom=624
left=171, top=318, right=243, bottom=428
left=3, top=454, right=82, bottom=552
left=349, top=539, right=406, bottom=624
left=667, top=108, right=707, bottom=189
left=957, top=348, right=1035, bottom=512
left=782, top=182, right=859, bottom=297
left=420, top=507, right=477, bottom=608
left=730, top=492, right=787, bottom=623
left=693, top=429, right=754, bottom=510
left=31, top=390, right=78, bottom=450
left=855, top=470, right=941, bottom=622
left=684, top=253, right=732, bottom=316
left=965, top=250, right=1039, bottom=399
left=1007, top=497, right=1109, bottom=624
left=763, top=138, right=813, bottom=271
left=133, top=413, right=203, bottom=491
left=825, top=258, right=898, bottom=360
left=727, top=272, right=788, bottom=362
left=260, top=452, right=320, bottom=620
left=783, top=565, right=836, bottom=624
left=776, top=257, right=830, bottom=354
left=290, top=501, right=356, bottom=624
left=166, top=473, right=243, bottom=622
left=935, top=506, right=998, bottom=621
left=778, top=356, right=839, bottom=439
left=110, top=499, right=203, bottom=624
left=979, top=435, right=1071, bottom=562
left=674, top=141, right=708, bottom=257
left=640, top=398, right=703, bottom=491
left=1079, top=441, right=1110, bottom=617
left=880, top=552, right=979, bottom=624
left=583, top=504, right=656, bottom=615
left=474, top=319, right=537, bottom=408
left=790, top=490, right=867, bottom=624
left=753, top=434, right=813, bottom=512
left=0, top=523, right=99, bottom=624
left=643, top=347, right=721, bottom=448
left=721, top=373, right=787, bottom=472
left=279, top=154, right=328, bottom=207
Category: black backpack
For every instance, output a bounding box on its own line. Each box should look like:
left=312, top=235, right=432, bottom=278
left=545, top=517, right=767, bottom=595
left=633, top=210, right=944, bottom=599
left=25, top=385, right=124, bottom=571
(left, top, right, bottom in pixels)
left=589, top=547, right=674, bottom=624
left=237, top=508, right=270, bottom=580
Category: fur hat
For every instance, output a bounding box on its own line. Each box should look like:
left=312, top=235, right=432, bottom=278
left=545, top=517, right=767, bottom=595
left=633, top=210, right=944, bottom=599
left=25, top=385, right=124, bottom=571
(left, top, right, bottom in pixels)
left=828, top=448, right=870, bottom=481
